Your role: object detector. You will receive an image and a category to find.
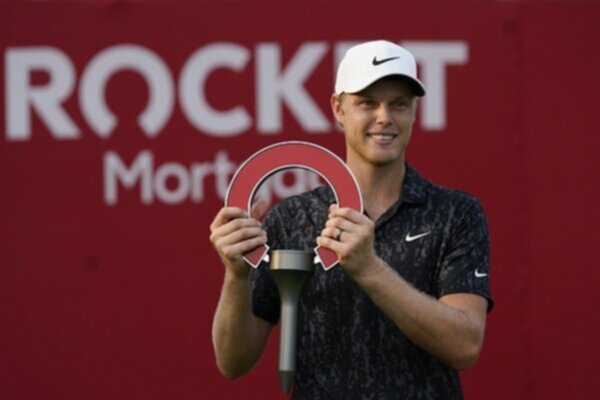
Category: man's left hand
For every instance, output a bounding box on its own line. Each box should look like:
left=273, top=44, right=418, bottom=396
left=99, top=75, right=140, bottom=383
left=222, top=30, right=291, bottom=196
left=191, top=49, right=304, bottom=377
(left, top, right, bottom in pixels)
left=317, top=204, right=379, bottom=277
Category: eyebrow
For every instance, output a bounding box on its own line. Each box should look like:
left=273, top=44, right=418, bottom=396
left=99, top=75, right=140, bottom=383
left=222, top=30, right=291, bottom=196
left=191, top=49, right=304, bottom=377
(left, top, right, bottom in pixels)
left=353, top=94, right=412, bottom=102
left=393, top=96, right=414, bottom=103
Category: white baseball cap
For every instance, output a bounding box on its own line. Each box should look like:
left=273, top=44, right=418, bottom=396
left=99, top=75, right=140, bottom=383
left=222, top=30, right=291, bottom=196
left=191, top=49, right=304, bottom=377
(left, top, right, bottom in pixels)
left=335, top=40, right=426, bottom=96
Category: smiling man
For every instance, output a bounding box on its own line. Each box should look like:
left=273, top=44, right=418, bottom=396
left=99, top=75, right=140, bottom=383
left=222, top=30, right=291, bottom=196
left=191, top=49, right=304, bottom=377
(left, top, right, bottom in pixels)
left=210, top=40, right=493, bottom=399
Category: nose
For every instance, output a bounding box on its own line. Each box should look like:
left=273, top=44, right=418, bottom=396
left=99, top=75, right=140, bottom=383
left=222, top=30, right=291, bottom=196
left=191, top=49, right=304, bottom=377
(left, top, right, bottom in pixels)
left=375, top=104, right=392, bottom=126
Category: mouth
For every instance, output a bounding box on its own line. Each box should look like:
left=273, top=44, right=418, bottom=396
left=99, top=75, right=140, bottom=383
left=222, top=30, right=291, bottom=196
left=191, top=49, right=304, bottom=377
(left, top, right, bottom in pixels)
left=366, top=132, right=398, bottom=144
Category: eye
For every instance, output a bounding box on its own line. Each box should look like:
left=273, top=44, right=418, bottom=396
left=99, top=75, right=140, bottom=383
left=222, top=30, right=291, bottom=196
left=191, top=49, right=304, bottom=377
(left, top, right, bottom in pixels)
left=359, top=99, right=377, bottom=108
left=392, top=100, right=409, bottom=110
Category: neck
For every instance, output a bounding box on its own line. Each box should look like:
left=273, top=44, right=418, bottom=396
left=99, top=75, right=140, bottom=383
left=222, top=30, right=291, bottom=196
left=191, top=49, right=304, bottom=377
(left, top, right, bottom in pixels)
left=348, top=159, right=406, bottom=221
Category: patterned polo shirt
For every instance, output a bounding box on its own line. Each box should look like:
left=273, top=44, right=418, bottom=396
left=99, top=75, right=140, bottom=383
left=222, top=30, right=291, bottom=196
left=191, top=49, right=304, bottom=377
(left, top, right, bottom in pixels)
left=251, top=164, right=493, bottom=400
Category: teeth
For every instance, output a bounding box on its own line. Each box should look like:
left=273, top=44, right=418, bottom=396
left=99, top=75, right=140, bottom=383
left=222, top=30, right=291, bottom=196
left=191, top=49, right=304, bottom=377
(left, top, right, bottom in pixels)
left=370, top=134, right=394, bottom=140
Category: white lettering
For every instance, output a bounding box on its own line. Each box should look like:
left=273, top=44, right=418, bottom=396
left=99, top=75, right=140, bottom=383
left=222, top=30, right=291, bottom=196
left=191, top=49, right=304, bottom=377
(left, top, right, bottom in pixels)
left=179, top=43, right=252, bottom=137
left=103, top=150, right=322, bottom=206
left=190, top=162, right=214, bottom=202
left=403, top=41, right=469, bottom=130
left=80, top=45, right=174, bottom=138
left=4, top=41, right=470, bottom=141
left=5, top=47, right=79, bottom=140
left=214, top=151, right=238, bottom=199
left=273, top=170, right=309, bottom=198
left=104, top=150, right=153, bottom=205
left=256, top=42, right=330, bottom=133
left=154, top=162, right=191, bottom=204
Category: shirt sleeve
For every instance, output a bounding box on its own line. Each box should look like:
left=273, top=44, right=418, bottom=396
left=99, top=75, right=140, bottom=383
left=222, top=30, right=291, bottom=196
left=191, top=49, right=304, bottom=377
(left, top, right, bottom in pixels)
left=436, top=196, right=494, bottom=312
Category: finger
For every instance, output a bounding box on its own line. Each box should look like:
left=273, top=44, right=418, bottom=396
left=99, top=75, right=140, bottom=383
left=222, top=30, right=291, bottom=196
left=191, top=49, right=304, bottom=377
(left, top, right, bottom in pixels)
left=210, top=218, right=262, bottom=242
left=316, top=235, right=344, bottom=253
left=213, top=226, right=267, bottom=254
left=328, top=207, right=365, bottom=223
left=217, top=226, right=266, bottom=248
left=324, top=217, right=356, bottom=233
left=220, top=234, right=268, bottom=260
left=321, top=226, right=343, bottom=241
left=210, top=207, right=248, bottom=230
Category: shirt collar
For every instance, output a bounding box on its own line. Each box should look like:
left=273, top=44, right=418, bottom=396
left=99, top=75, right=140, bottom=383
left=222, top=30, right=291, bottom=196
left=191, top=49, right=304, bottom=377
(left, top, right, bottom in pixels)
left=316, top=163, right=429, bottom=207
left=402, top=163, right=429, bottom=205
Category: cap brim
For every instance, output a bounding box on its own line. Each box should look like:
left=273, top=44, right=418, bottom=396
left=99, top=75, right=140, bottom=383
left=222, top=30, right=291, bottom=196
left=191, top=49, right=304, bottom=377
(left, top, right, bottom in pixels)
left=339, top=73, right=426, bottom=97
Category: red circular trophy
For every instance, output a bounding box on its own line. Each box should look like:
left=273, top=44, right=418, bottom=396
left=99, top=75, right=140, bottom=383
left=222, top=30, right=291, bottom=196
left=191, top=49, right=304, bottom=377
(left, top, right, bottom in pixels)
left=225, top=141, right=363, bottom=393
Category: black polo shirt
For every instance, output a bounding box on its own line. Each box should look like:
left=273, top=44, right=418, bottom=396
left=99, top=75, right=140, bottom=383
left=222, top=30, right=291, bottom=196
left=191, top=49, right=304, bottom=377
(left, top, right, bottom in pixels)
left=251, top=164, right=493, bottom=400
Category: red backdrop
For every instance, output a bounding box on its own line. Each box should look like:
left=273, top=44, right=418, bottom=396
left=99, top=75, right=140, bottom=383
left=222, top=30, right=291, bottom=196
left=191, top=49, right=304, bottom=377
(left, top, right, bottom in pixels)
left=1, top=1, right=599, bottom=399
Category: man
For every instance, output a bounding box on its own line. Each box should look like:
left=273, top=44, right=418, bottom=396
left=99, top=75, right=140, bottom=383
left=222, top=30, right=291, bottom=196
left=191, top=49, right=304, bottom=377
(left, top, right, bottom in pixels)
left=210, top=40, right=493, bottom=399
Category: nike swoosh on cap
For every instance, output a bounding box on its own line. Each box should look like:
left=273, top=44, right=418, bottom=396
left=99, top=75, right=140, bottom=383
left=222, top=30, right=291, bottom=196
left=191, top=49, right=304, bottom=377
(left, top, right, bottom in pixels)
left=372, top=56, right=400, bottom=66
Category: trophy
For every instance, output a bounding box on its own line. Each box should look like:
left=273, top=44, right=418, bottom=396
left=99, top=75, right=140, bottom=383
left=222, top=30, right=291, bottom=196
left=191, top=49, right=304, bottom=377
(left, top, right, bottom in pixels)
left=269, top=250, right=314, bottom=393
left=225, top=141, right=363, bottom=393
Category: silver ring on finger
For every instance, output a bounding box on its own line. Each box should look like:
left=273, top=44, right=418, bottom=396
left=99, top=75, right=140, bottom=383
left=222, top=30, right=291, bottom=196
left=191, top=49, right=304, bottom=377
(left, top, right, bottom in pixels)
left=335, top=228, right=344, bottom=242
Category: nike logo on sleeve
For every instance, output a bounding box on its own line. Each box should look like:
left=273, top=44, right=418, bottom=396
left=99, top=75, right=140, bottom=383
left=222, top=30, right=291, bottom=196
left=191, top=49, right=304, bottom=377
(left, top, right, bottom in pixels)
left=474, top=269, right=488, bottom=278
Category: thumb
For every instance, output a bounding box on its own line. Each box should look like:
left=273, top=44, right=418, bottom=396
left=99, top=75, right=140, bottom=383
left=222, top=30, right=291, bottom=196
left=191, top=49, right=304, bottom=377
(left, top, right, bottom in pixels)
left=250, top=198, right=270, bottom=221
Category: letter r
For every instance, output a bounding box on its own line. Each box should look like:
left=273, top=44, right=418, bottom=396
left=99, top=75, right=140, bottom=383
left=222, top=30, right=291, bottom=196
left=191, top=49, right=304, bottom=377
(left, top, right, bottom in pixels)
left=5, top=47, right=79, bottom=140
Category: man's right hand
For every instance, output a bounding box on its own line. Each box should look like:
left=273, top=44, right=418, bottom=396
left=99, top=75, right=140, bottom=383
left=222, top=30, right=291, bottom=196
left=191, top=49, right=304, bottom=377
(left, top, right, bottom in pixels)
left=209, top=201, right=269, bottom=277
left=210, top=200, right=273, bottom=379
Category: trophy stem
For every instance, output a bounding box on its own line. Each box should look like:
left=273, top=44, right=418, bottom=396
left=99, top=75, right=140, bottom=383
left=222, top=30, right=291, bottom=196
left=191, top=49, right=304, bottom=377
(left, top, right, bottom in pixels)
left=269, top=250, right=314, bottom=394
left=278, top=370, right=295, bottom=395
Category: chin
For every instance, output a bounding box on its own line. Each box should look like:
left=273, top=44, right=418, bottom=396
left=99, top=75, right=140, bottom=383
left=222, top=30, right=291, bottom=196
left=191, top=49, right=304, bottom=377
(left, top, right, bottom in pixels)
left=367, top=150, right=404, bottom=166
left=368, top=155, right=402, bottom=167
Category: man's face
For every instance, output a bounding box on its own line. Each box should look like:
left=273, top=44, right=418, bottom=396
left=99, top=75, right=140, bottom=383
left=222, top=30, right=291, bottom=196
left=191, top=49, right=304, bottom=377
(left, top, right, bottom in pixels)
left=331, top=77, right=417, bottom=168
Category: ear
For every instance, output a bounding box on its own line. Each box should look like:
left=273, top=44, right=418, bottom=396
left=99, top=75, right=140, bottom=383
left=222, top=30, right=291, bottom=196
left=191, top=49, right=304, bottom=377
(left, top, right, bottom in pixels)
left=410, top=97, right=418, bottom=123
left=330, top=94, right=344, bottom=125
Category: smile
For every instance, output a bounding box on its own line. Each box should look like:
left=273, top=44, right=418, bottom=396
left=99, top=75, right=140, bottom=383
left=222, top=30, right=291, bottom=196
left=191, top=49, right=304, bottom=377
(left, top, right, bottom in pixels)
left=367, top=133, right=397, bottom=142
